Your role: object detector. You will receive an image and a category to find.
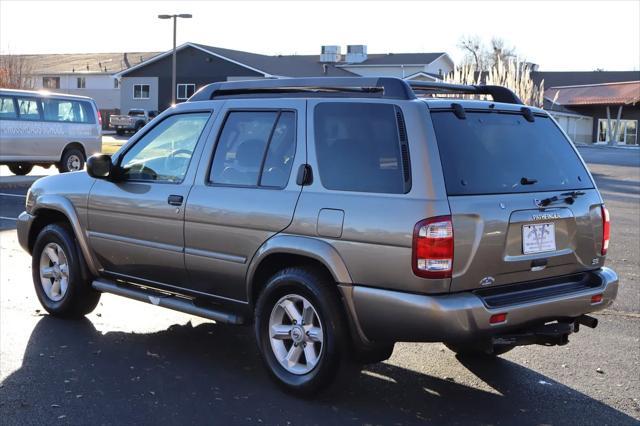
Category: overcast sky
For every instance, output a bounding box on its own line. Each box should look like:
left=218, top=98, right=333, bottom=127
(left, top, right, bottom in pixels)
left=1, top=0, right=639, bottom=71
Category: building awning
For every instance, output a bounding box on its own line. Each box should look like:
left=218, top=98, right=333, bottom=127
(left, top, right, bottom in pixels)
left=545, top=81, right=640, bottom=106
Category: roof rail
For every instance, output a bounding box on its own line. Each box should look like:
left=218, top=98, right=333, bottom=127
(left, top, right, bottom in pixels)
left=188, top=77, right=523, bottom=104
left=189, top=77, right=416, bottom=101
left=407, top=81, right=523, bottom=104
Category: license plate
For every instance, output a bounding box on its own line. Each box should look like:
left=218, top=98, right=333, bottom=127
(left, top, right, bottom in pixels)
left=522, top=223, right=556, bottom=254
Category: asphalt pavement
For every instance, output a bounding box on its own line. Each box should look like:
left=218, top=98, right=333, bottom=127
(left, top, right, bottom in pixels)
left=0, top=146, right=638, bottom=425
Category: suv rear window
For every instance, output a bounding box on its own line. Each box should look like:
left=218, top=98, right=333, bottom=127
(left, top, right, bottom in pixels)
left=314, top=102, right=408, bottom=194
left=431, top=111, right=593, bottom=195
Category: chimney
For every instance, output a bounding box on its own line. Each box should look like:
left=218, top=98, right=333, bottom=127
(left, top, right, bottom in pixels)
left=320, top=45, right=341, bottom=63
left=346, top=45, right=367, bottom=63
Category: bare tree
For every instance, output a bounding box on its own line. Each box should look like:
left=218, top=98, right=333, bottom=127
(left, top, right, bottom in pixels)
left=0, top=54, right=35, bottom=89
left=489, top=37, right=517, bottom=67
left=457, top=36, right=519, bottom=71
left=457, top=35, right=484, bottom=70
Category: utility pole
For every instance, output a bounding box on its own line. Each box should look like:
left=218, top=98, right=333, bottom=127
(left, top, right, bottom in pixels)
left=158, top=13, right=192, bottom=106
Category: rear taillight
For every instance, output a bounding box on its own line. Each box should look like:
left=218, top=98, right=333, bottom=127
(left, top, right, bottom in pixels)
left=601, top=205, right=610, bottom=256
left=97, top=109, right=103, bottom=126
left=412, top=216, right=454, bottom=279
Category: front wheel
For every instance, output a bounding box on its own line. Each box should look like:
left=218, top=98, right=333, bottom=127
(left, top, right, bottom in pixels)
left=254, top=267, right=348, bottom=395
left=8, top=163, right=33, bottom=175
left=32, top=223, right=100, bottom=318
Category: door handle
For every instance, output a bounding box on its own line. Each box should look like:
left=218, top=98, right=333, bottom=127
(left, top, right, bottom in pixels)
left=168, top=195, right=184, bottom=206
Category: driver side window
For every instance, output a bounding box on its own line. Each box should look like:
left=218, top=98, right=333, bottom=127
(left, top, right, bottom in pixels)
left=120, top=112, right=210, bottom=183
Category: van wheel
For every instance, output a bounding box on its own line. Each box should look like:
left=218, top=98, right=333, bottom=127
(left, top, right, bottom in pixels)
left=134, top=122, right=144, bottom=133
left=446, top=341, right=514, bottom=358
left=8, top=163, right=33, bottom=175
left=58, top=148, right=85, bottom=173
left=32, top=223, right=100, bottom=318
left=255, top=267, right=348, bottom=395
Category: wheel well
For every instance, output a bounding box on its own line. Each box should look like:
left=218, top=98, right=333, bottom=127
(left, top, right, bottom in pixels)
left=28, top=209, right=71, bottom=252
left=250, top=253, right=336, bottom=306
left=61, top=142, right=86, bottom=161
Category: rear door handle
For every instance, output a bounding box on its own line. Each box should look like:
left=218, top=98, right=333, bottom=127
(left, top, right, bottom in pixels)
left=168, top=195, right=184, bottom=206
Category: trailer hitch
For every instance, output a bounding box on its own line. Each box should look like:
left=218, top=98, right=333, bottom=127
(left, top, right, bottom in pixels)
left=492, top=316, right=598, bottom=348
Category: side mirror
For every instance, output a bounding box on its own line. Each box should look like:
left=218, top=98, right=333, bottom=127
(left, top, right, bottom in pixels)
left=86, top=154, right=113, bottom=179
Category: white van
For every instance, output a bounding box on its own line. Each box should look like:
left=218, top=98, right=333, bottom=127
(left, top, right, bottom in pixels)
left=0, top=89, right=102, bottom=175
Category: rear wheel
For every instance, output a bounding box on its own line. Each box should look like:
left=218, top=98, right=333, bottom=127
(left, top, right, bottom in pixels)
left=8, top=163, right=33, bottom=175
left=446, top=341, right=514, bottom=358
left=116, top=129, right=124, bottom=136
left=32, top=223, right=100, bottom=318
left=255, top=267, right=348, bottom=395
left=58, top=148, right=85, bottom=173
left=134, top=121, right=145, bottom=133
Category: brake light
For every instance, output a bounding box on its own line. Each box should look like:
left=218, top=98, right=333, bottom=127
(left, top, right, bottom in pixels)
left=489, top=313, right=508, bottom=324
left=412, top=216, right=454, bottom=279
left=97, top=109, right=103, bottom=126
left=601, top=205, right=610, bottom=256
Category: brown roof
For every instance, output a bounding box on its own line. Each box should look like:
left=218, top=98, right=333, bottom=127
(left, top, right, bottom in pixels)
left=545, top=81, right=640, bottom=106
left=0, top=52, right=161, bottom=75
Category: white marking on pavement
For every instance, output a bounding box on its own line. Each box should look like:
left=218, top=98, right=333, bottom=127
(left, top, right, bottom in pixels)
left=0, top=216, right=17, bottom=221
left=0, top=193, right=26, bottom=198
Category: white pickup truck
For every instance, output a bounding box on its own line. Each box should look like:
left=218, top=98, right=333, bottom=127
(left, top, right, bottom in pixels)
left=109, top=109, right=158, bottom=135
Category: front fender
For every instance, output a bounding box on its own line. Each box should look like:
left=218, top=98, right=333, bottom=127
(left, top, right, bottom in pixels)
left=245, top=234, right=353, bottom=297
left=32, top=194, right=100, bottom=276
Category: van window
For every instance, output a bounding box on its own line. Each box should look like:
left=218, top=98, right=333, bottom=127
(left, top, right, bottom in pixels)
left=16, top=98, right=42, bottom=121
left=430, top=111, right=593, bottom=195
left=314, top=102, right=406, bottom=194
left=0, top=96, right=17, bottom=120
left=42, top=99, right=95, bottom=123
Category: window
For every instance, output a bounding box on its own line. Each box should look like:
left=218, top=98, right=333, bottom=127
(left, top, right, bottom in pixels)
left=42, top=77, right=60, bottom=89
left=314, top=103, right=406, bottom=194
left=42, top=99, right=94, bottom=123
left=177, top=84, right=196, bottom=100
left=77, top=77, right=86, bottom=89
left=430, top=111, right=593, bottom=195
left=133, top=84, right=150, bottom=99
left=597, top=119, right=638, bottom=145
left=120, top=113, right=210, bottom=182
left=209, top=111, right=296, bottom=188
left=0, top=96, right=17, bottom=120
left=114, top=79, right=119, bottom=89
left=16, top=97, right=42, bottom=121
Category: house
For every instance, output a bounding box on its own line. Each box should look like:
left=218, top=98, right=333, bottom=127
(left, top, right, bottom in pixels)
left=114, top=43, right=455, bottom=112
left=529, top=71, right=640, bottom=145
left=0, top=51, right=160, bottom=124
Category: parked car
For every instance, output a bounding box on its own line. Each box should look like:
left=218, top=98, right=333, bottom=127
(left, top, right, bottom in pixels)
left=109, top=109, right=158, bottom=135
left=17, top=78, right=618, bottom=395
left=0, top=89, right=101, bottom=175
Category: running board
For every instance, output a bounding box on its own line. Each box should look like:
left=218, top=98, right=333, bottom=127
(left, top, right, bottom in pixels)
left=92, top=279, right=244, bottom=325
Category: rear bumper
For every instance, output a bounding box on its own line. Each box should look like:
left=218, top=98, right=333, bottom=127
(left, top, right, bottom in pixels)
left=346, top=267, right=618, bottom=343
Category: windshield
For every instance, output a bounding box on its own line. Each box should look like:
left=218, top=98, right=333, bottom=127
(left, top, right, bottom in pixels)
left=129, top=110, right=145, bottom=116
left=430, top=111, right=593, bottom=196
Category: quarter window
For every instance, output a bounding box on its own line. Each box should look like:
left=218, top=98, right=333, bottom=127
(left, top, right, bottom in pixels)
left=0, top=96, right=17, bottom=119
left=314, top=103, right=406, bottom=194
left=42, top=77, right=60, bottom=89
left=16, top=98, right=42, bottom=121
left=120, top=113, right=210, bottom=183
left=133, top=84, right=150, bottom=99
left=42, top=99, right=94, bottom=123
left=209, top=111, right=296, bottom=188
left=177, top=84, right=196, bottom=100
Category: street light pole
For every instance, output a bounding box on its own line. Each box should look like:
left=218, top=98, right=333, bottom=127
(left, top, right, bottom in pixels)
left=158, top=13, right=192, bottom=106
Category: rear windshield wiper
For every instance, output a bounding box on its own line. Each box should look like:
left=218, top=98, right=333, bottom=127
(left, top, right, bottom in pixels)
left=520, top=177, right=538, bottom=185
left=539, top=191, right=586, bottom=207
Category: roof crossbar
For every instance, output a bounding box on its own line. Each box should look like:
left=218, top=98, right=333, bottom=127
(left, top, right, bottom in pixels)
left=188, top=77, right=523, bottom=104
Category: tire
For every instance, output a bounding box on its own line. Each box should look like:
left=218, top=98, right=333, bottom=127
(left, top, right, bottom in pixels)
left=116, top=129, right=124, bottom=136
left=8, top=163, right=33, bottom=175
left=134, top=121, right=144, bottom=133
left=445, top=341, right=514, bottom=358
left=254, top=266, right=349, bottom=395
left=58, top=148, right=85, bottom=173
left=32, top=223, right=100, bottom=319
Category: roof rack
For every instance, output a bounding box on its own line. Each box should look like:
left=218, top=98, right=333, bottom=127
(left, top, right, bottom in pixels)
left=188, top=77, right=523, bottom=104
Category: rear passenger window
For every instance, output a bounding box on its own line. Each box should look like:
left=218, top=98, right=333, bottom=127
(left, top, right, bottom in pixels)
left=314, top=103, right=407, bottom=194
left=17, top=98, right=41, bottom=121
left=210, top=111, right=296, bottom=188
left=42, top=99, right=94, bottom=123
left=0, top=96, right=17, bottom=119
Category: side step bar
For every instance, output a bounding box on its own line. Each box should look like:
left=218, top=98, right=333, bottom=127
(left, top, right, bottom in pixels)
left=92, top=279, right=244, bottom=325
